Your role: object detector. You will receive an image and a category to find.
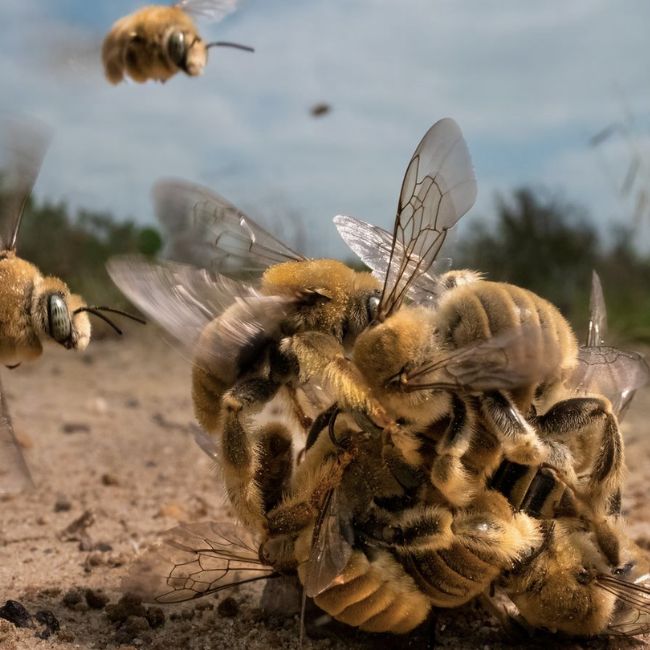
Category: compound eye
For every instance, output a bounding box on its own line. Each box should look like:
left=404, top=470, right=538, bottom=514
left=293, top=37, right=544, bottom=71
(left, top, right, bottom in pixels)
left=47, top=294, right=71, bottom=344
left=167, top=31, right=186, bottom=67
left=367, top=294, right=380, bottom=322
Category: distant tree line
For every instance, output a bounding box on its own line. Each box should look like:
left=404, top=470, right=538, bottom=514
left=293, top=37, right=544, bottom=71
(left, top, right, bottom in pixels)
left=13, top=187, right=650, bottom=343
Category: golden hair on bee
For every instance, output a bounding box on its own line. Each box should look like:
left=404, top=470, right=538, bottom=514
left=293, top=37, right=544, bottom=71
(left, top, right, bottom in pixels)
left=102, top=2, right=254, bottom=85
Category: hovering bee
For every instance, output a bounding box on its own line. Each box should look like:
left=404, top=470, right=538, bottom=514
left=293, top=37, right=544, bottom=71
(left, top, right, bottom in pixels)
left=102, top=0, right=254, bottom=85
left=0, top=118, right=144, bottom=494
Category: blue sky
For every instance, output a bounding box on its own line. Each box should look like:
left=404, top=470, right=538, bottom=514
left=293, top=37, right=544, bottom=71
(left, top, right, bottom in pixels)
left=2, top=0, right=649, bottom=257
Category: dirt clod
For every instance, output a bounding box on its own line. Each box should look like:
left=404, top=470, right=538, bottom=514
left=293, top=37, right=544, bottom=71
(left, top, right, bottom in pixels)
left=145, top=607, right=165, bottom=629
left=61, top=422, right=91, bottom=434
left=62, top=588, right=84, bottom=610
left=84, top=588, right=110, bottom=610
left=34, top=610, right=60, bottom=639
left=0, top=600, right=32, bottom=628
left=217, top=596, right=239, bottom=618
left=106, top=593, right=147, bottom=623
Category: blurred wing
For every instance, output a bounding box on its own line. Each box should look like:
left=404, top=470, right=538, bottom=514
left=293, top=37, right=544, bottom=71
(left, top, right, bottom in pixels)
left=405, top=324, right=562, bottom=394
left=0, top=374, right=34, bottom=495
left=572, top=347, right=649, bottom=418
left=379, top=118, right=477, bottom=318
left=304, top=488, right=353, bottom=598
left=587, top=270, right=607, bottom=347
left=153, top=178, right=305, bottom=274
left=334, top=214, right=452, bottom=307
left=597, top=573, right=650, bottom=637
left=0, top=117, right=51, bottom=252
left=107, top=256, right=295, bottom=371
left=125, top=521, right=275, bottom=603
left=175, top=0, right=239, bottom=22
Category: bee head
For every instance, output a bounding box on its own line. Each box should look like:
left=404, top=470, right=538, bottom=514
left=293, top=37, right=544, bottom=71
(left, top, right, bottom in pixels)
left=165, top=28, right=207, bottom=76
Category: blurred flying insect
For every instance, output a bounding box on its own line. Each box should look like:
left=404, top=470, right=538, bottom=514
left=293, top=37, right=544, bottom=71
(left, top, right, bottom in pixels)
left=102, top=0, right=254, bottom=85
left=0, top=117, right=144, bottom=494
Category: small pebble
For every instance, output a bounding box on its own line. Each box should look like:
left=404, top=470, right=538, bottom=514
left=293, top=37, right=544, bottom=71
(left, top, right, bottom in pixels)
left=35, top=610, right=60, bottom=639
left=54, top=497, right=72, bottom=513
left=85, top=588, right=109, bottom=610
left=61, top=422, right=91, bottom=434
left=145, top=607, right=165, bottom=629
left=101, top=473, right=119, bottom=486
left=0, top=600, right=32, bottom=628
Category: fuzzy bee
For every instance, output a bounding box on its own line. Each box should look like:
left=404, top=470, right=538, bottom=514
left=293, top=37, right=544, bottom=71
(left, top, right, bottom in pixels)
left=102, top=0, right=254, bottom=85
left=0, top=118, right=144, bottom=494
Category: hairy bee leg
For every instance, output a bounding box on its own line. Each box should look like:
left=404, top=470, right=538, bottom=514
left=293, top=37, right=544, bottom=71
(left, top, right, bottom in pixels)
left=427, top=393, right=479, bottom=507
left=279, top=331, right=391, bottom=427
left=220, top=377, right=284, bottom=531
left=534, top=397, right=623, bottom=514
left=480, top=391, right=549, bottom=466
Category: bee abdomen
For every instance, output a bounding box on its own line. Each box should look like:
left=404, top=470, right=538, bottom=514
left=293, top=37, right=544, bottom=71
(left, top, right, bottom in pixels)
left=313, top=549, right=431, bottom=633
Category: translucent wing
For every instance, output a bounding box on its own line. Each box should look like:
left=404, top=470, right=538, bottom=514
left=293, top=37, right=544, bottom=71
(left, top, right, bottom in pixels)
left=587, top=270, right=607, bottom=346
left=379, top=118, right=477, bottom=318
left=174, top=0, right=239, bottom=22
left=404, top=324, right=563, bottom=394
left=125, top=521, right=276, bottom=604
left=153, top=178, right=305, bottom=274
left=0, top=374, right=34, bottom=495
left=303, top=488, right=353, bottom=598
left=0, top=117, right=50, bottom=252
left=334, top=214, right=452, bottom=307
left=572, top=270, right=649, bottom=418
left=106, top=255, right=295, bottom=371
left=597, top=573, right=650, bottom=637
left=572, top=347, right=649, bottom=418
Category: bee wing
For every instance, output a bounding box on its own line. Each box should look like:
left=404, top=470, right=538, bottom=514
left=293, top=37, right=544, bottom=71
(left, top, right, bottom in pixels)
left=125, top=520, right=276, bottom=604
left=597, top=573, right=650, bottom=636
left=378, top=118, right=477, bottom=318
left=304, top=488, right=353, bottom=598
left=0, top=374, right=34, bottom=495
left=174, top=0, right=239, bottom=22
left=587, top=270, right=607, bottom=347
left=153, top=179, right=305, bottom=274
left=0, top=117, right=50, bottom=253
left=405, top=324, right=561, bottom=393
left=106, top=255, right=296, bottom=371
left=334, top=214, right=452, bottom=307
left=572, top=346, right=649, bottom=418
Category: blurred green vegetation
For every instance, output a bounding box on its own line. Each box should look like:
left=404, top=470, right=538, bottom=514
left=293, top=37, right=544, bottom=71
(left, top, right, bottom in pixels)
left=10, top=187, right=650, bottom=343
left=17, top=197, right=161, bottom=310
left=456, top=188, right=650, bottom=343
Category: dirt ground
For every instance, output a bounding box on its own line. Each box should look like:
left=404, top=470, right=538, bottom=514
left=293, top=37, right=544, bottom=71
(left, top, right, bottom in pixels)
left=0, top=332, right=648, bottom=650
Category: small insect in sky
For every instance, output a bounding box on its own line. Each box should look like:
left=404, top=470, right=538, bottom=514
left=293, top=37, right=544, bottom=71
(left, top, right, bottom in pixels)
left=102, top=0, right=254, bottom=85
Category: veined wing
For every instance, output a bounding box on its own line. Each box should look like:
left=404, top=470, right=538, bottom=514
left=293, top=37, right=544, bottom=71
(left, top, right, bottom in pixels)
left=303, top=488, right=353, bottom=598
left=378, top=118, right=477, bottom=319
left=106, top=255, right=295, bottom=372
left=0, top=374, right=33, bottom=495
left=153, top=179, right=305, bottom=274
left=174, top=0, right=240, bottom=22
left=0, top=117, right=50, bottom=253
left=334, top=214, right=452, bottom=307
left=572, top=347, right=649, bottom=417
left=597, top=572, right=650, bottom=637
left=125, top=521, right=276, bottom=604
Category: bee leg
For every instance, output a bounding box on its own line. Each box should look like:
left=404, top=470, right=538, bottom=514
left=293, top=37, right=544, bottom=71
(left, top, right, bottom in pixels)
left=279, top=331, right=391, bottom=428
left=428, top=393, right=479, bottom=507
left=534, top=397, right=623, bottom=515
left=479, top=391, right=548, bottom=466
left=220, top=377, right=286, bottom=531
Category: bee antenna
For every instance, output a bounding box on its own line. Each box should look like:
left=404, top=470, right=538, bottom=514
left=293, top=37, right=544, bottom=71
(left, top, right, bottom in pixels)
left=72, top=305, right=146, bottom=335
left=205, top=41, right=255, bottom=53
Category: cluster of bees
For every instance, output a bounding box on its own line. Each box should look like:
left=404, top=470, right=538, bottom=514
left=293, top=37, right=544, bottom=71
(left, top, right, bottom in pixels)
left=1, top=0, right=650, bottom=643
left=106, top=119, right=647, bottom=639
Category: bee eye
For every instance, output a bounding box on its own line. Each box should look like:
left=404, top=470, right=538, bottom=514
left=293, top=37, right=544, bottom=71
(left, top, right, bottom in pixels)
left=47, top=294, right=71, bottom=344
left=167, top=31, right=187, bottom=67
left=367, top=295, right=380, bottom=322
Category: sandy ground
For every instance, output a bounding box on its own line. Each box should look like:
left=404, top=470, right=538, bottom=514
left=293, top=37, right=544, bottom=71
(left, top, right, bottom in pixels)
left=0, top=332, right=649, bottom=650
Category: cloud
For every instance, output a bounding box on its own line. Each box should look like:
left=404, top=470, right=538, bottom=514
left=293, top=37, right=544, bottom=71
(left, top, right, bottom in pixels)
left=1, top=0, right=649, bottom=259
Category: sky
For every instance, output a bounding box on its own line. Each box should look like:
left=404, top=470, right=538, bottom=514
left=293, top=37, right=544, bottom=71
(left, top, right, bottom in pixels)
left=1, top=0, right=650, bottom=258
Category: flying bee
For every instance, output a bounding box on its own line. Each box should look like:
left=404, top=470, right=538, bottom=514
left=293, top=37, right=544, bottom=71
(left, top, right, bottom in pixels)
left=102, top=0, right=254, bottom=85
left=0, top=117, right=144, bottom=494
